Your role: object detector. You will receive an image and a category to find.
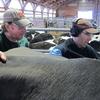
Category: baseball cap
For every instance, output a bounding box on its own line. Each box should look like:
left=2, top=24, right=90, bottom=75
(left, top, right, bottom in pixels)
left=3, top=9, right=31, bottom=27
left=76, top=18, right=99, bottom=34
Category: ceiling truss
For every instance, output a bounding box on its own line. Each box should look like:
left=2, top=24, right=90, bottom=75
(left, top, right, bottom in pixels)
left=23, top=0, right=79, bottom=9
left=23, top=0, right=96, bottom=10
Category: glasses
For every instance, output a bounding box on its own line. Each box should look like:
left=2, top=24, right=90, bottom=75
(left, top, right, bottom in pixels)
left=82, top=31, right=93, bottom=36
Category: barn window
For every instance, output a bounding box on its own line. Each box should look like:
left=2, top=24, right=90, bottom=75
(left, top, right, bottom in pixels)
left=78, top=10, right=93, bottom=19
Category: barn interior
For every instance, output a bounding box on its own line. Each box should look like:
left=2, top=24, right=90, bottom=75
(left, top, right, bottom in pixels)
left=0, top=0, right=100, bottom=100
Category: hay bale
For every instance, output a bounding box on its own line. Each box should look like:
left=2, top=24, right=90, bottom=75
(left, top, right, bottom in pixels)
left=0, top=47, right=100, bottom=100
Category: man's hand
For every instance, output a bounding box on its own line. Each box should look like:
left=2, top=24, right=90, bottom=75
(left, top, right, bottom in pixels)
left=0, top=51, right=7, bottom=63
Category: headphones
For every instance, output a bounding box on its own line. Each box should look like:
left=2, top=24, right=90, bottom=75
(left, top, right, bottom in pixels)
left=70, top=18, right=85, bottom=37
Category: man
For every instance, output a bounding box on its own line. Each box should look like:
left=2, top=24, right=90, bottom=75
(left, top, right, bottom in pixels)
left=49, top=18, right=99, bottom=59
left=0, top=8, right=31, bottom=51
left=0, top=8, right=31, bottom=62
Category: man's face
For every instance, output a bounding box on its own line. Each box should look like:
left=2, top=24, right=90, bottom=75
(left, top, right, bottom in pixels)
left=78, top=29, right=93, bottom=47
left=6, top=23, right=26, bottom=41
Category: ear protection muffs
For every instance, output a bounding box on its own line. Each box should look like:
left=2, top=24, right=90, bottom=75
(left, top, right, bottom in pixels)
left=70, top=18, right=85, bottom=37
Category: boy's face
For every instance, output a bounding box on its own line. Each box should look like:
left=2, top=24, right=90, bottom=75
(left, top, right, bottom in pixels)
left=78, top=29, right=93, bottom=47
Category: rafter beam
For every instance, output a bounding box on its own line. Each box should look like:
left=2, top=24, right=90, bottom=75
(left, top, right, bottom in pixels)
left=22, top=0, right=78, bottom=9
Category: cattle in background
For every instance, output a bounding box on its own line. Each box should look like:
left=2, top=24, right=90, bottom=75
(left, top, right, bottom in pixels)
left=28, top=33, right=55, bottom=49
left=89, top=40, right=100, bottom=51
left=0, top=47, right=100, bottom=100
left=29, top=41, right=56, bottom=49
left=30, top=33, right=54, bottom=43
left=25, top=30, right=40, bottom=42
left=89, top=34, right=100, bottom=52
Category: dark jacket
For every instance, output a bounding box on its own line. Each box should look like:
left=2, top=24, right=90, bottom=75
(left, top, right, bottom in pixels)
left=51, top=38, right=99, bottom=59
left=0, top=31, right=29, bottom=52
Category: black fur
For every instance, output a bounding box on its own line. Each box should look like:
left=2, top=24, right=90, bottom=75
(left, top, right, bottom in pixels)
left=0, top=48, right=100, bottom=100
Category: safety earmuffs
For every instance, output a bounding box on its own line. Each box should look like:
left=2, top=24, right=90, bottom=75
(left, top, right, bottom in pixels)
left=70, top=18, right=86, bottom=37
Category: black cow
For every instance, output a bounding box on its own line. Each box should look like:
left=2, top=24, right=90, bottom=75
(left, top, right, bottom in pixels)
left=89, top=40, right=100, bottom=52
left=0, top=47, right=100, bottom=100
